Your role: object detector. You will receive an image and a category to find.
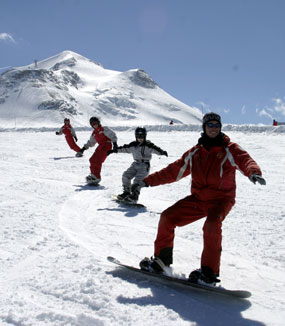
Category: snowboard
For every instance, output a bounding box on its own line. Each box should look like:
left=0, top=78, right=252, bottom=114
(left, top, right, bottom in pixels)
left=112, top=195, right=145, bottom=208
left=86, top=182, right=100, bottom=186
left=107, top=256, right=251, bottom=299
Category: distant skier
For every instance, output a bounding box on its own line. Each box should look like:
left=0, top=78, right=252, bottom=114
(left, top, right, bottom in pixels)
left=77, top=117, right=117, bottom=185
left=108, top=127, right=168, bottom=204
left=55, top=118, right=81, bottom=155
left=137, top=112, right=266, bottom=285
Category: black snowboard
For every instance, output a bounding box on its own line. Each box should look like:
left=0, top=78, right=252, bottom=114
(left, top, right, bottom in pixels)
left=86, top=181, right=100, bottom=186
left=107, top=256, right=251, bottom=299
left=112, top=195, right=145, bottom=208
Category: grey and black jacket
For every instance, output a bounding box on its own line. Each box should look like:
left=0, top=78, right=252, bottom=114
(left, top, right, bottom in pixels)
left=116, top=140, right=167, bottom=162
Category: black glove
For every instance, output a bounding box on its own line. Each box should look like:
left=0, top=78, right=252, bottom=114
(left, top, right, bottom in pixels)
left=131, top=181, right=148, bottom=194
left=162, top=150, right=168, bottom=157
left=113, top=142, right=118, bottom=152
left=143, top=180, right=149, bottom=187
left=135, top=180, right=149, bottom=188
left=107, top=149, right=115, bottom=156
left=249, top=174, right=266, bottom=185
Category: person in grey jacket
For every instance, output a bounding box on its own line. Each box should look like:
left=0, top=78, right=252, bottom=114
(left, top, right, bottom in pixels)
left=108, top=127, right=168, bottom=203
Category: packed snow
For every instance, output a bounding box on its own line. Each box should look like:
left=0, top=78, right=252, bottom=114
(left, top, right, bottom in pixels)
left=0, top=125, right=284, bottom=326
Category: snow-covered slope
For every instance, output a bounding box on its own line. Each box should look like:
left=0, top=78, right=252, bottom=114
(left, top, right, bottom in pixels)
left=0, top=51, right=202, bottom=128
left=0, top=126, right=284, bottom=326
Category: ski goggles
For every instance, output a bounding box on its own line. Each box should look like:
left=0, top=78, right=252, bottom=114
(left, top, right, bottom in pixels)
left=206, top=122, right=221, bottom=128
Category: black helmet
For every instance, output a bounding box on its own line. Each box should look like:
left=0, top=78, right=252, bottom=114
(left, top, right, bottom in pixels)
left=89, top=116, right=100, bottom=126
left=135, top=127, right=147, bottom=139
left=64, top=118, right=70, bottom=122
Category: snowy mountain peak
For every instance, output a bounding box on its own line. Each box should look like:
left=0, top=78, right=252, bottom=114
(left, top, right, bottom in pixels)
left=29, top=50, right=103, bottom=71
left=123, top=69, right=157, bottom=89
left=0, top=50, right=202, bottom=128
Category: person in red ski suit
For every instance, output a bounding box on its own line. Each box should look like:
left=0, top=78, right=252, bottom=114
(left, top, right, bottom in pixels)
left=139, top=112, right=266, bottom=285
left=78, top=117, right=117, bottom=184
left=56, top=118, right=81, bottom=154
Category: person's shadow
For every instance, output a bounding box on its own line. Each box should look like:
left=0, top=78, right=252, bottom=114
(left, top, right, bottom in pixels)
left=107, top=268, right=265, bottom=326
left=53, top=156, right=75, bottom=160
left=97, top=204, right=147, bottom=217
left=73, top=184, right=105, bottom=191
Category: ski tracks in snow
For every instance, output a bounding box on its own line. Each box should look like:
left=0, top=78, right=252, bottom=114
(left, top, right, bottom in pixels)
left=58, top=185, right=161, bottom=264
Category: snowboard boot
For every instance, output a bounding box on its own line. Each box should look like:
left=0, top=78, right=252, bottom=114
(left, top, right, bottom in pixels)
left=188, top=266, right=220, bottom=286
left=124, top=183, right=140, bottom=203
left=117, top=186, right=131, bottom=201
left=124, top=193, right=139, bottom=204
left=86, top=174, right=101, bottom=184
left=139, top=257, right=168, bottom=273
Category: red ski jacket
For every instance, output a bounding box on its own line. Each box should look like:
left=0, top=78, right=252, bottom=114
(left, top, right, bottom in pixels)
left=84, top=125, right=117, bottom=149
left=57, top=123, right=77, bottom=139
left=144, top=134, right=262, bottom=202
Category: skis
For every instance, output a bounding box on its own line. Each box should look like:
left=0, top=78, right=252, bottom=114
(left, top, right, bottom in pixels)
left=112, top=195, right=145, bottom=208
left=107, top=256, right=251, bottom=299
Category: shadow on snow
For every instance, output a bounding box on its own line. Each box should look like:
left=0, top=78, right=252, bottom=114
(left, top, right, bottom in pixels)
left=97, top=205, right=147, bottom=217
left=73, top=184, right=106, bottom=191
left=52, top=156, right=77, bottom=160
left=107, top=268, right=265, bottom=326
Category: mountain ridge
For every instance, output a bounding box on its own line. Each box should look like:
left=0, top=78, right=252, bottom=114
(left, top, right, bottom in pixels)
left=0, top=50, right=202, bottom=128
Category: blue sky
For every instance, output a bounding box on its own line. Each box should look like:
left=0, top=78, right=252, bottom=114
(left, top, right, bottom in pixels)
left=1, top=0, right=285, bottom=125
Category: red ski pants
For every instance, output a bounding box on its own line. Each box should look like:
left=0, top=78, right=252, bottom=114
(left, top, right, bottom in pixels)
left=89, top=142, right=112, bottom=179
left=66, top=136, right=80, bottom=152
left=154, top=195, right=235, bottom=275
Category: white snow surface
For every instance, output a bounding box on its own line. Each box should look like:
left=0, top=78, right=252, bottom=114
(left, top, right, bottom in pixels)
left=0, top=125, right=285, bottom=326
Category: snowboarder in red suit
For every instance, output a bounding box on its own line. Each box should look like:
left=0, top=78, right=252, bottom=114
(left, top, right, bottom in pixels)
left=77, top=117, right=117, bottom=184
left=139, top=112, right=266, bottom=285
left=56, top=118, right=81, bottom=154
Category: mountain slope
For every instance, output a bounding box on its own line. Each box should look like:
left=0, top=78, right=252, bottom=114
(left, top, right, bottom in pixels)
left=0, top=50, right=202, bottom=128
